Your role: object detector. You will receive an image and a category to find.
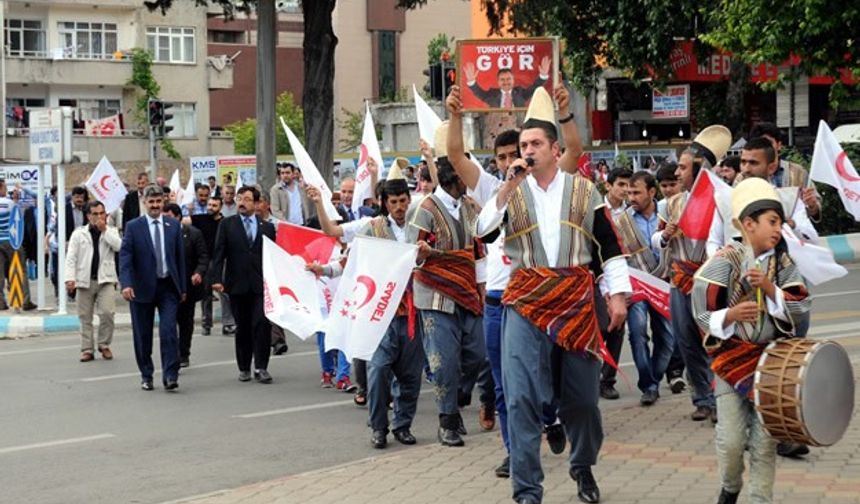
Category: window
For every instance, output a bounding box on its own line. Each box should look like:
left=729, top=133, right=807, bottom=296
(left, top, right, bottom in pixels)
left=57, top=21, right=118, bottom=59
left=3, top=19, right=46, bottom=57
left=58, top=98, right=121, bottom=123
left=377, top=31, right=397, bottom=101
left=164, top=102, right=197, bottom=138
left=5, top=98, right=46, bottom=128
left=208, top=30, right=244, bottom=44
left=146, top=27, right=196, bottom=63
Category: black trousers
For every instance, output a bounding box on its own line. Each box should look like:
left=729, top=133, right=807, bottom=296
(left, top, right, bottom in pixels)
left=595, top=291, right=624, bottom=387
left=177, top=298, right=196, bottom=360
left=354, top=358, right=367, bottom=391
left=230, top=293, right=271, bottom=372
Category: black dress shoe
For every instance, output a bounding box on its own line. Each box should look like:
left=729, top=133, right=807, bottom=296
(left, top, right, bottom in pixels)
left=691, top=405, right=712, bottom=421
left=717, top=488, right=739, bottom=504
left=437, top=427, right=464, bottom=447
left=599, top=384, right=619, bottom=400
left=272, top=341, right=288, bottom=355
left=455, top=414, right=468, bottom=436
left=393, top=428, right=416, bottom=445
left=222, top=325, right=236, bottom=335
left=777, top=441, right=810, bottom=458
left=141, top=380, right=154, bottom=391
left=570, top=467, right=600, bottom=503
left=202, top=327, right=211, bottom=336
left=495, top=455, right=510, bottom=478
left=516, top=500, right=539, bottom=504
left=180, top=358, right=190, bottom=368
left=238, top=370, right=252, bottom=382
left=545, top=423, right=566, bottom=455
left=164, top=379, right=179, bottom=391
left=254, top=369, right=273, bottom=384
left=371, top=430, right=387, bottom=449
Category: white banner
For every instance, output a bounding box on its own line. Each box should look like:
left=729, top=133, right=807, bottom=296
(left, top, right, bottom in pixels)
left=84, top=114, right=122, bottom=137
left=84, top=156, right=128, bottom=214
left=325, top=235, right=417, bottom=361
left=279, top=116, right=341, bottom=222
left=262, top=236, right=325, bottom=339
left=353, top=102, right=383, bottom=215
left=414, top=84, right=443, bottom=147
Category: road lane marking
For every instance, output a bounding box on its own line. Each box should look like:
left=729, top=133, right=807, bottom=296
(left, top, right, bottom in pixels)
left=0, top=434, right=116, bottom=455
left=0, top=344, right=80, bottom=356
left=73, top=350, right=318, bottom=382
left=811, top=310, right=860, bottom=321
left=234, top=389, right=434, bottom=418
left=812, top=290, right=860, bottom=299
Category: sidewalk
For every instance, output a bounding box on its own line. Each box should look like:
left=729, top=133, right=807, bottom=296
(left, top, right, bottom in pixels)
left=168, top=365, right=860, bottom=504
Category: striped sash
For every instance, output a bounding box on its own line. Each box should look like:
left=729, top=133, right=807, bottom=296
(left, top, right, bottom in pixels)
left=413, top=249, right=482, bottom=315
left=502, top=266, right=600, bottom=355
left=671, top=260, right=702, bottom=294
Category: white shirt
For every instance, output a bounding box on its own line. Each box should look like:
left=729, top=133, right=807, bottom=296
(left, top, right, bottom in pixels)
left=145, top=214, right=168, bottom=277
left=477, top=168, right=631, bottom=296
left=433, top=186, right=461, bottom=221
left=469, top=169, right=509, bottom=292
left=708, top=249, right=789, bottom=339
left=340, top=216, right=373, bottom=243
left=604, top=195, right=628, bottom=218
left=388, top=215, right=407, bottom=243
left=706, top=202, right=819, bottom=258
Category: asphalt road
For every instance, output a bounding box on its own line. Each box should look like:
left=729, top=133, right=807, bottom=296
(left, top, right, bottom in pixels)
left=2, top=266, right=859, bottom=504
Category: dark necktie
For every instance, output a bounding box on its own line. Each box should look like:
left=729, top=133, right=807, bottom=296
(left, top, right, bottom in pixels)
left=153, top=220, right=165, bottom=278
left=244, top=217, right=254, bottom=245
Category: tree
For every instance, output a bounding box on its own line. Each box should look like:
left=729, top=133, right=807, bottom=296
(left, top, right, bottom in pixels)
left=226, top=92, right=305, bottom=156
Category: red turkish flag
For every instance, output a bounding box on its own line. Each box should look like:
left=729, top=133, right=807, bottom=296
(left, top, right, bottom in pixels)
left=628, top=268, right=671, bottom=320
left=276, top=222, right=338, bottom=264
left=677, top=170, right=730, bottom=241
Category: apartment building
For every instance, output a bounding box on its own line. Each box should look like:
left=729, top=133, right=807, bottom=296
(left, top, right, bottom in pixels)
left=1, top=0, right=233, bottom=163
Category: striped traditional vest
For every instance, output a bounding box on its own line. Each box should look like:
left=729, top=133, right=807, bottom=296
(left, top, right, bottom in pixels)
left=503, top=173, right=599, bottom=271
left=612, top=209, right=660, bottom=275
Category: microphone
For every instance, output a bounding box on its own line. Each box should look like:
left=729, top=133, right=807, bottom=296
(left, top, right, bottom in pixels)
left=514, top=157, right=535, bottom=176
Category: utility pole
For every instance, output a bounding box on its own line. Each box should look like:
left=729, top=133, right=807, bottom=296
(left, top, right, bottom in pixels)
left=1, top=0, right=7, bottom=161
left=256, top=1, right=277, bottom=192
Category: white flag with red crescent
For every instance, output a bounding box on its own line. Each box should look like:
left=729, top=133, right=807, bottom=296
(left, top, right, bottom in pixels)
left=84, top=156, right=127, bottom=214
left=628, top=268, right=672, bottom=320
left=810, top=120, right=860, bottom=221
left=414, top=84, right=442, bottom=147
left=781, top=223, right=847, bottom=286
left=325, top=235, right=418, bottom=361
left=263, top=236, right=324, bottom=339
left=353, top=102, right=383, bottom=215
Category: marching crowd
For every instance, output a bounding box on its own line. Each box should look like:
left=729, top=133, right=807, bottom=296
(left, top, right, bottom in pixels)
left=3, top=77, right=836, bottom=504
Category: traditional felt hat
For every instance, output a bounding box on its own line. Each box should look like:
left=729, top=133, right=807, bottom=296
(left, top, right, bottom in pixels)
left=690, top=125, right=732, bottom=168
left=522, top=86, right=557, bottom=137
left=731, top=177, right=784, bottom=230
left=387, top=157, right=409, bottom=181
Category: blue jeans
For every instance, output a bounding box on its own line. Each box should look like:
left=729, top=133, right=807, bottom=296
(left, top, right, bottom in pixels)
left=485, top=293, right=558, bottom=453
left=316, top=332, right=351, bottom=381
left=368, top=316, right=424, bottom=433
left=670, top=288, right=715, bottom=409
left=503, top=308, right=602, bottom=503
left=627, top=301, right=674, bottom=393
left=421, top=307, right=485, bottom=416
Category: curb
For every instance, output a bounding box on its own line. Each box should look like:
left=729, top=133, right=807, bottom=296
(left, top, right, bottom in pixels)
left=823, top=233, right=860, bottom=263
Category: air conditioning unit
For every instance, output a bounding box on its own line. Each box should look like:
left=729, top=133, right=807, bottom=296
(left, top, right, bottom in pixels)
left=72, top=151, right=90, bottom=163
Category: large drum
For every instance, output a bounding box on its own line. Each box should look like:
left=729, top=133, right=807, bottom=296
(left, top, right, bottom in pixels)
left=754, top=338, right=855, bottom=446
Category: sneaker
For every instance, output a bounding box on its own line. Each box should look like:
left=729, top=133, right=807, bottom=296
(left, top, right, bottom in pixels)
left=336, top=377, right=358, bottom=392
left=691, top=405, right=712, bottom=421
left=640, top=390, right=659, bottom=406
left=320, top=372, right=334, bottom=388
left=777, top=442, right=810, bottom=458
left=599, top=383, right=620, bottom=400
left=669, top=376, right=687, bottom=394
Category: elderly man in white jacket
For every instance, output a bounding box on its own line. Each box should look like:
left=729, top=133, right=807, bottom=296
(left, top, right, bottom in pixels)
left=65, top=200, right=122, bottom=362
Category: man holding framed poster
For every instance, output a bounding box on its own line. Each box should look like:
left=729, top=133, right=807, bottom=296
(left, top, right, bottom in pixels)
left=458, top=37, right=558, bottom=112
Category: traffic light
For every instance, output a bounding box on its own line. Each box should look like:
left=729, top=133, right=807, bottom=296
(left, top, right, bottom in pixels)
left=160, top=102, right=175, bottom=138
left=424, top=62, right=457, bottom=100
left=148, top=99, right=164, bottom=127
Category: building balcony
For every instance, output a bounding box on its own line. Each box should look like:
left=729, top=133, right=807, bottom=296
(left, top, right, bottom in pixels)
left=4, top=54, right=133, bottom=88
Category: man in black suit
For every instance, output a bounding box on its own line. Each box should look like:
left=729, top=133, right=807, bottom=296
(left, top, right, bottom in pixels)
left=209, top=186, right=277, bottom=383
left=121, top=172, right=149, bottom=230
left=164, top=204, right=208, bottom=368
left=463, top=56, right=550, bottom=108
left=119, top=185, right=186, bottom=391
left=65, top=186, right=89, bottom=242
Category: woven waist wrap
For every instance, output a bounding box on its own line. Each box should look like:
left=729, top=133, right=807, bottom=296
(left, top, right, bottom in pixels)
left=502, top=266, right=600, bottom=355
left=709, top=337, right=767, bottom=399
left=413, top=249, right=482, bottom=315
left=671, top=260, right=702, bottom=295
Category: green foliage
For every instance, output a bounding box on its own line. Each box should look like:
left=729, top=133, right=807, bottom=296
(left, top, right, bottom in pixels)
left=337, top=107, right=364, bottom=152
left=126, top=47, right=180, bottom=159
left=225, top=92, right=304, bottom=155
left=782, top=146, right=860, bottom=236
left=427, top=33, right=455, bottom=66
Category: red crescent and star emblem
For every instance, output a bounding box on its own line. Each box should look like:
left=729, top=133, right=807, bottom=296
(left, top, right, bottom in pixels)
left=279, top=286, right=300, bottom=304
left=339, top=275, right=377, bottom=320
left=99, top=175, right=112, bottom=192
left=357, top=144, right=369, bottom=169
left=835, top=152, right=860, bottom=183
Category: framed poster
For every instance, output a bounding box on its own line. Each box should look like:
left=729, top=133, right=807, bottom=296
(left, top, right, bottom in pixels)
left=652, top=85, right=690, bottom=119
left=457, top=37, right=559, bottom=112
